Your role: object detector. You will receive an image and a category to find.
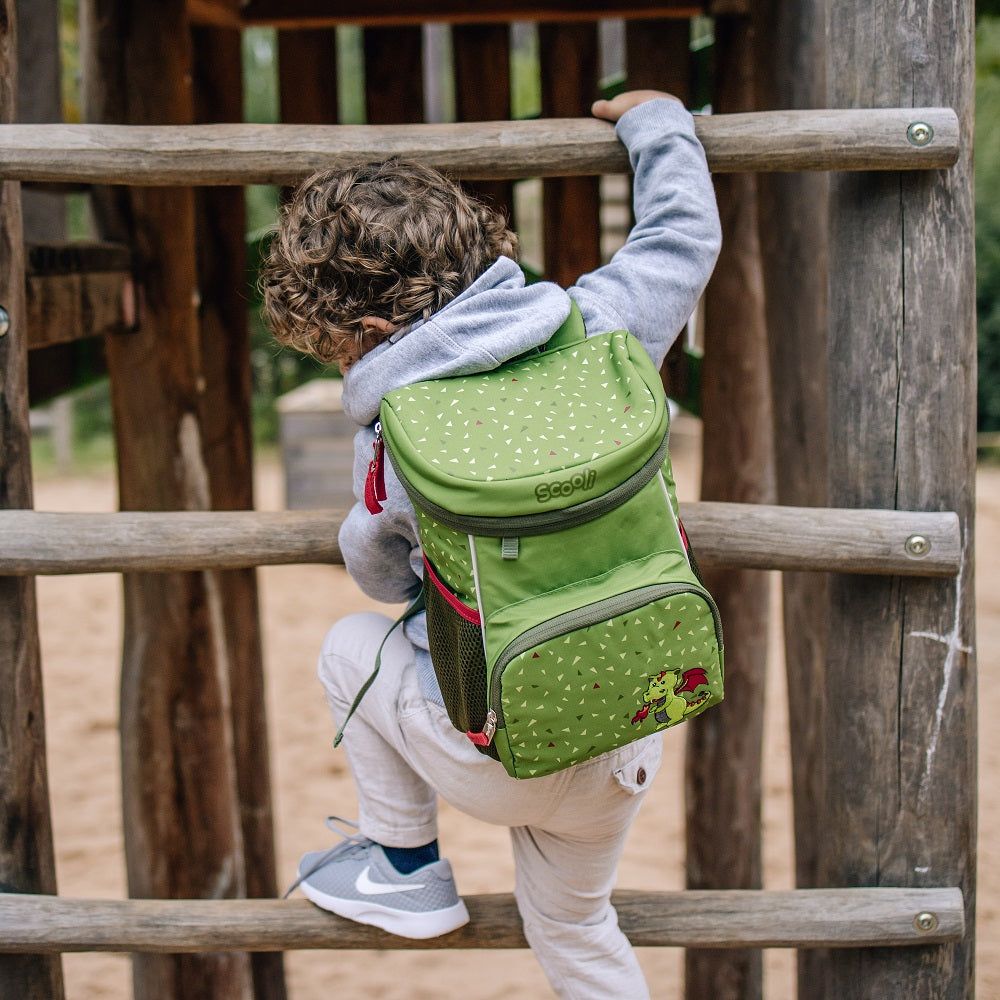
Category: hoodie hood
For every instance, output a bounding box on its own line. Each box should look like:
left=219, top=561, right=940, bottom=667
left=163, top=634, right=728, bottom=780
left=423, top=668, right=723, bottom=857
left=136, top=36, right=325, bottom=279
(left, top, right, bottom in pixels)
left=341, top=257, right=571, bottom=426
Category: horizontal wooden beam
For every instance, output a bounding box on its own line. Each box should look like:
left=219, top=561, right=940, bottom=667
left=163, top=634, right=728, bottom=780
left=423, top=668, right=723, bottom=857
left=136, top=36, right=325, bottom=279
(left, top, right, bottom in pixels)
left=0, top=887, right=963, bottom=953
left=26, top=241, right=131, bottom=276
left=0, top=504, right=961, bottom=577
left=237, top=0, right=701, bottom=28
left=26, top=242, right=134, bottom=348
left=186, top=0, right=242, bottom=28
left=0, top=108, right=959, bottom=187
left=687, top=502, right=960, bottom=577
left=0, top=510, right=345, bottom=574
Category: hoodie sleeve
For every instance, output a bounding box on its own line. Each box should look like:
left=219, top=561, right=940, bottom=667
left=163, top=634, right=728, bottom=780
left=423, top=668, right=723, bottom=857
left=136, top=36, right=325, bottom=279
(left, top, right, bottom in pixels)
left=337, top=426, right=423, bottom=606
left=569, top=98, right=722, bottom=369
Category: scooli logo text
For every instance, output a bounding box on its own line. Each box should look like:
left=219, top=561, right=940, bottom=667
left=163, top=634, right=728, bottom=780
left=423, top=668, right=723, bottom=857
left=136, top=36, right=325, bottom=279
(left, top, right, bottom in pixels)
left=535, top=469, right=597, bottom=503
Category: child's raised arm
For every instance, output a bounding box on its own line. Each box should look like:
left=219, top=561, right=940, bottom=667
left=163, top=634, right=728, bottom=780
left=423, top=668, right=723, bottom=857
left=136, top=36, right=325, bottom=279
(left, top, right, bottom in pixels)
left=570, top=92, right=721, bottom=369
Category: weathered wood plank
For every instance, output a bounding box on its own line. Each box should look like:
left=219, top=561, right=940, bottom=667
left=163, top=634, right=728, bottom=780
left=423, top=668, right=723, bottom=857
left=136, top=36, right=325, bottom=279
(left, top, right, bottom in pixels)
left=238, top=0, right=701, bottom=27
left=26, top=240, right=131, bottom=274
left=0, top=108, right=960, bottom=186
left=0, top=888, right=964, bottom=952
left=0, top=504, right=961, bottom=577
left=821, top=2, right=977, bottom=998
left=25, top=241, right=134, bottom=348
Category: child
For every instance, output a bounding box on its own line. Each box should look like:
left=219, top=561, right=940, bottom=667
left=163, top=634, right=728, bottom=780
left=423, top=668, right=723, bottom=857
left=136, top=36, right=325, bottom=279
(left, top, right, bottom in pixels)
left=262, top=90, right=720, bottom=999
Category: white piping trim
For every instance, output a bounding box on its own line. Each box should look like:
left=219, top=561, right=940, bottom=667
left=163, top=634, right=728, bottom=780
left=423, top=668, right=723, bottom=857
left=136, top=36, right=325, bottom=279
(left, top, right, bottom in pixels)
left=657, top=470, right=690, bottom=566
left=468, top=534, right=489, bottom=662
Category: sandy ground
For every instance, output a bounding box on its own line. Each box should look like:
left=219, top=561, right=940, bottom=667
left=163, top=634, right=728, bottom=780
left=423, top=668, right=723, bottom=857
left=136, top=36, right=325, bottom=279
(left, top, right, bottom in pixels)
left=29, top=428, right=998, bottom=999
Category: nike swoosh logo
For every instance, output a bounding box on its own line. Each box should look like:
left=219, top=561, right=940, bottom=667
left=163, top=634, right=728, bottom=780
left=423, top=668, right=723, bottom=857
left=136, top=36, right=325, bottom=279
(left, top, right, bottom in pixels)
left=355, top=866, right=427, bottom=896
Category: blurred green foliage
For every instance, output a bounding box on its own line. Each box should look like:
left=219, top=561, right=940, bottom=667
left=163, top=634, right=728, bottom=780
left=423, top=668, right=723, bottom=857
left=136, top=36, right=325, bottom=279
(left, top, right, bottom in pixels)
left=977, top=16, right=1000, bottom=433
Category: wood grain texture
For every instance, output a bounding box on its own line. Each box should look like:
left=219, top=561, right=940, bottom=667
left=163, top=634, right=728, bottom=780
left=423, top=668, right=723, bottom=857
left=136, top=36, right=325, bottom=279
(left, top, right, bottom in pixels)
left=0, top=0, right=65, bottom=995
left=0, top=887, right=964, bottom=952
left=0, top=108, right=960, bottom=185
left=821, top=2, right=977, bottom=998
left=25, top=240, right=134, bottom=348
left=752, top=1, right=831, bottom=995
left=0, top=504, right=961, bottom=577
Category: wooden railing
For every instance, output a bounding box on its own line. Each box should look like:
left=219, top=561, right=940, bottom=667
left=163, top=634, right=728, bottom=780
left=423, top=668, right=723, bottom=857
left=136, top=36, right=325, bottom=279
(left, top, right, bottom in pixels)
left=0, top=503, right=962, bottom=577
left=0, top=887, right=964, bottom=953
left=1, top=107, right=959, bottom=185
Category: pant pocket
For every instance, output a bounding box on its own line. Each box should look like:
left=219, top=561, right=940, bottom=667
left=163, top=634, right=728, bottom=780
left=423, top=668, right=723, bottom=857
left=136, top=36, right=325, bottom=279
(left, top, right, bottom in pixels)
left=612, top=736, right=663, bottom=795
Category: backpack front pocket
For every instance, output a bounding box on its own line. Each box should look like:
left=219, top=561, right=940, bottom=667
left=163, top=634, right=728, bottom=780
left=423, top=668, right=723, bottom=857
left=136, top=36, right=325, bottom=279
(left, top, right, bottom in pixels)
left=421, top=556, right=499, bottom=759
left=489, top=585, right=724, bottom=778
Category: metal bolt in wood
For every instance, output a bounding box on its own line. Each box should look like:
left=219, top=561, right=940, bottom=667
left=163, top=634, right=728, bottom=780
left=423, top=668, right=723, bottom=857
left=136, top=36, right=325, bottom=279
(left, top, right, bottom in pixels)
left=905, top=534, right=931, bottom=558
left=913, top=910, right=939, bottom=933
left=907, top=121, right=934, bottom=146
left=0, top=305, right=9, bottom=336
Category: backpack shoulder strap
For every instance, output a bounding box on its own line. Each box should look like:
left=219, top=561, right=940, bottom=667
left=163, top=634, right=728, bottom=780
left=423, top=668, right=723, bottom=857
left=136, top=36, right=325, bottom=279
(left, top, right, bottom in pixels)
left=333, top=591, right=425, bottom=747
left=543, top=299, right=587, bottom=352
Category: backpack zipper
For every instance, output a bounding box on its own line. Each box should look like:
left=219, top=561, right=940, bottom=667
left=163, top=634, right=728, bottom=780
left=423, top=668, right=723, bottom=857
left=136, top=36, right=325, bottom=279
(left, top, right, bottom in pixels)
left=364, top=420, right=388, bottom=514
left=481, top=582, right=723, bottom=742
left=382, top=429, right=671, bottom=537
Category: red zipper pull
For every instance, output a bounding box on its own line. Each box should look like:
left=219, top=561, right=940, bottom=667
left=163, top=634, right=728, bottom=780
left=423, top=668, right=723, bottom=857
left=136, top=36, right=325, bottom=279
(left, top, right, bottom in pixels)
left=467, top=710, right=497, bottom=747
left=364, top=420, right=387, bottom=514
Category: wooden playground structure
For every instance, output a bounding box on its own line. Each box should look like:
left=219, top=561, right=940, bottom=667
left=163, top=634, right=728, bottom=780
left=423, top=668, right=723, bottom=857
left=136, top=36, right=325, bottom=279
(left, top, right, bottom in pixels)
left=0, top=1, right=977, bottom=998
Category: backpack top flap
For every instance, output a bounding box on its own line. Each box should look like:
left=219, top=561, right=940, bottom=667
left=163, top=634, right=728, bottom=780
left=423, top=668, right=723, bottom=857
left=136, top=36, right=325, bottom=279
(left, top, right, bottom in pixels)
left=379, top=306, right=669, bottom=520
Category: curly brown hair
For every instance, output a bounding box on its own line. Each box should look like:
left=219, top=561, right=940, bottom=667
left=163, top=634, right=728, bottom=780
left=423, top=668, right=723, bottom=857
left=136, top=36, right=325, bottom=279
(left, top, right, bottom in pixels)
left=260, top=159, right=519, bottom=370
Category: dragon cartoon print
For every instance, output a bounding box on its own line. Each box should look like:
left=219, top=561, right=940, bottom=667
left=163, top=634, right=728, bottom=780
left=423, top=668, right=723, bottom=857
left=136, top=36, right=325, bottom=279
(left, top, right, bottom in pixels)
left=631, top=667, right=711, bottom=727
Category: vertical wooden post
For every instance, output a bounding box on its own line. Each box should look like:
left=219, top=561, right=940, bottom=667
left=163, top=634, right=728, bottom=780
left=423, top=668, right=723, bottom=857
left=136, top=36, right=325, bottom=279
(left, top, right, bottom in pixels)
left=192, top=23, right=287, bottom=1000
left=539, top=22, right=601, bottom=286
left=81, top=3, right=253, bottom=998
left=822, top=2, right=976, bottom=997
left=752, top=2, right=830, bottom=996
left=0, top=3, right=65, bottom=997
left=685, top=14, right=772, bottom=1000
left=278, top=28, right=339, bottom=126
left=364, top=25, right=424, bottom=124
left=453, top=24, right=515, bottom=218
left=16, top=0, right=63, bottom=241
left=625, top=18, right=692, bottom=99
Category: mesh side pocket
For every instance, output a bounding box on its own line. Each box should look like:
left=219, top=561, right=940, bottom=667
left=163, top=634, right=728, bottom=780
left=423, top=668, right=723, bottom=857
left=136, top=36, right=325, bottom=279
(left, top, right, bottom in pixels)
left=422, top=570, right=498, bottom=759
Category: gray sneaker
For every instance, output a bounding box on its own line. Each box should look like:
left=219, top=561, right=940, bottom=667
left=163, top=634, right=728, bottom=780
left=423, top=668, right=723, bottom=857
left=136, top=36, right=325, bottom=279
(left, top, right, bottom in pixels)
left=290, top=819, right=470, bottom=939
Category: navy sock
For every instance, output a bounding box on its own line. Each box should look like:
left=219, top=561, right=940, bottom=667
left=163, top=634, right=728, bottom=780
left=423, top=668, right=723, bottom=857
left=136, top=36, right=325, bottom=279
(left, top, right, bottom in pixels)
left=381, top=840, right=440, bottom=874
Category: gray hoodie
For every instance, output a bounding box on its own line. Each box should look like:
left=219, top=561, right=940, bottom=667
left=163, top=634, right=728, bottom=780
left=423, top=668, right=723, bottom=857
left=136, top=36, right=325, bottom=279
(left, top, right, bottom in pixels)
left=337, top=97, right=721, bottom=703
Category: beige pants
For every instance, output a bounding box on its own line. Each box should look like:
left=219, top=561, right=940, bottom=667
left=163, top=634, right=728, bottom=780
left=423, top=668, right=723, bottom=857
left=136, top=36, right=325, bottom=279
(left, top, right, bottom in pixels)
left=317, top=611, right=661, bottom=1000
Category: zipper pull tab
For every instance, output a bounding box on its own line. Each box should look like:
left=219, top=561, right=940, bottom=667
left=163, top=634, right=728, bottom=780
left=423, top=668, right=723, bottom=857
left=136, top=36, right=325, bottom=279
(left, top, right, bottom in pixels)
left=467, top=709, right=497, bottom=747
left=364, top=420, right=387, bottom=514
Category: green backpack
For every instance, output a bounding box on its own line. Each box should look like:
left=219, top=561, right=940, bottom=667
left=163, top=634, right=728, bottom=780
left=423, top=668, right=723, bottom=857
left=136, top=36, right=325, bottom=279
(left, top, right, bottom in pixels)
left=351, top=302, right=723, bottom=779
